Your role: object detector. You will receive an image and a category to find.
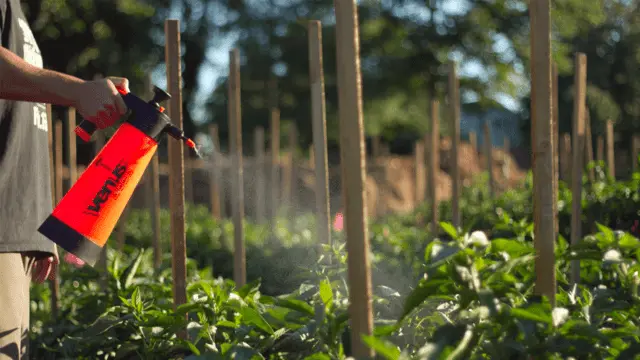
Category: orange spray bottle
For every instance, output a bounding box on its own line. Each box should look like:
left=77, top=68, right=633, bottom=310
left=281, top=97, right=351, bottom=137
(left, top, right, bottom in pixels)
left=37, top=85, right=199, bottom=267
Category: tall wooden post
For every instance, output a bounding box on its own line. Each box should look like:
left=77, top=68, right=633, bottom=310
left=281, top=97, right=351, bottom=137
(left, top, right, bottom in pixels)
left=570, top=53, right=587, bottom=286
left=308, top=20, right=332, bottom=247
left=334, top=0, right=374, bottom=356
left=228, top=48, right=246, bottom=287
left=165, top=20, right=187, bottom=337
left=429, top=100, right=440, bottom=233
left=448, top=62, right=461, bottom=230
left=530, top=0, right=557, bottom=304
left=254, top=126, right=266, bottom=222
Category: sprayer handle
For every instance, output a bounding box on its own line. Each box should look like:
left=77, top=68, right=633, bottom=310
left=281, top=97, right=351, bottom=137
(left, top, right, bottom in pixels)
left=74, top=87, right=129, bottom=142
left=74, top=120, right=97, bottom=142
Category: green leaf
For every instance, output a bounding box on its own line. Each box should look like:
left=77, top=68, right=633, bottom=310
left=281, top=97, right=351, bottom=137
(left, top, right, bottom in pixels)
left=616, top=341, right=640, bottom=358
left=130, top=287, right=143, bottom=312
left=618, top=232, right=639, bottom=250
left=440, top=222, right=459, bottom=239
left=114, top=342, right=140, bottom=359
left=176, top=338, right=201, bottom=356
left=273, top=297, right=315, bottom=316
left=84, top=313, right=133, bottom=337
left=216, top=320, right=238, bottom=329
left=120, top=249, right=145, bottom=290
left=361, top=335, right=401, bottom=359
left=399, top=279, right=453, bottom=321
left=425, top=241, right=460, bottom=266
left=238, top=278, right=262, bottom=299
left=489, top=238, right=533, bottom=257
left=374, top=323, right=401, bottom=337
left=510, top=305, right=553, bottom=325
left=241, top=306, right=275, bottom=335
left=176, top=302, right=202, bottom=316
left=319, top=279, right=333, bottom=308
left=595, top=223, right=616, bottom=247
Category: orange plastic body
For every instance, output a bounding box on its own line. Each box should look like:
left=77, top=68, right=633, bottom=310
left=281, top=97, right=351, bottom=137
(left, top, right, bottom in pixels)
left=52, top=122, right=158, bottom=247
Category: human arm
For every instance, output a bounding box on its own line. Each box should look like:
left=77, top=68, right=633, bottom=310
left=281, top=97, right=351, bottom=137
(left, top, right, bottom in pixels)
left=0, top=46, right=85, bottom=106
left=0, top=47, right=129, bottom=128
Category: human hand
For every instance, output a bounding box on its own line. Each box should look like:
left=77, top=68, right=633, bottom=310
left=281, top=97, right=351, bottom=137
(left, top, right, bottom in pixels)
left=73, top=76, right=130, bottom=129
left=31, top=255, right=58, bottom=284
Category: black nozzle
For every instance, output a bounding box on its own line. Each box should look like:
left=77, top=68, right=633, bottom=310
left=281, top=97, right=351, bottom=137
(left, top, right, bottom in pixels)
left=151, top=86, right=171, bottom=105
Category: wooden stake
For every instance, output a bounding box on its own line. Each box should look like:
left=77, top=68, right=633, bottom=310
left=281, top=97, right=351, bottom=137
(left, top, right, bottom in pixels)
left=209, top=124, right=222, bottom=219
left=254, top=126, right=266, bottom=222
left=67, top=108, right=77, bottom=189
left=562, top=133, right=572, bottom=183
left=165, top=19, right=187, bottom=333
left=229, top=48, right=246, bottom=287
left=597, top=135, right=604, bottom=163
left=552, top=63, right=559, bottom=239
left=584, top=108, right=594, bottom=182
left=308, top=20, right=331, bottom=247
left=46, top=104, right=59, bottom=318
left=448, top=61, right=461, bottom=230
left=150, top=151, right=161, bottom=268
left=429, top=100, right=440, bottom=234
left=414, top=141, right=425, bottom=206
left=47, top=104, right=55, bottom=205
left=53, top=119, right=64, bottom=313
left=484, top=121, right=493, bottom=199
left=282, top=123, right=297, bottom=211
left=606, top=119, right=615, bottom=179
left=469, top=131, right=477, bottom=155
left=530, top=0, right=557, bottom=304
left=290, top=124, right=298, bottom=215
left=503, top=136, right=511, bottom=181
left=54, top=121, right=63, bottom=206
left=269, top=108, right=280, bottom=220
left=333, top=0, right=374, bottom=356
left=570, top=53, right=587, bottom=286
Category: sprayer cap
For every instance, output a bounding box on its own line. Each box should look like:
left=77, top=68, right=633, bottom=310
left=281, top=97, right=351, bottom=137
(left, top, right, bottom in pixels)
left=152, top=86, right=171, bottom=104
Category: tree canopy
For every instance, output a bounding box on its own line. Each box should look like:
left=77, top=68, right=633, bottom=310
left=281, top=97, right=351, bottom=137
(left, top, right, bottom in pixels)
left=20, top=0, right=640, bottom=158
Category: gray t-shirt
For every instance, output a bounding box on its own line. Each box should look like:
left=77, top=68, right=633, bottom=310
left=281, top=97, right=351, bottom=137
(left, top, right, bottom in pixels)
left=0, top=0, right=57, bottom=257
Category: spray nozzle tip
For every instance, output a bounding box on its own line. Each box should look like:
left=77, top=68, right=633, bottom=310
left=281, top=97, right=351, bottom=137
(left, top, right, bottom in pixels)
left=184, top=137, right=203, bottom=158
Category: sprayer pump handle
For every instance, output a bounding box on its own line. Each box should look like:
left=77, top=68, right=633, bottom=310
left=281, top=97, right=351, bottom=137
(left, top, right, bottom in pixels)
left=74, top=120, right=98, bottom=142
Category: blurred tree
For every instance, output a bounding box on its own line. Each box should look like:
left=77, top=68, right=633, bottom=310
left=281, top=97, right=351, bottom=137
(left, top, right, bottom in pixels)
left=201, top=0, right=610, bottom=156
left=23, top=0, right=640, bottom=162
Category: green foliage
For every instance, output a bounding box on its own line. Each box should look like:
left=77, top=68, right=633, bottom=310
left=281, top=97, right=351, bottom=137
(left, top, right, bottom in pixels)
left=29, top=164, right=640, bottom=358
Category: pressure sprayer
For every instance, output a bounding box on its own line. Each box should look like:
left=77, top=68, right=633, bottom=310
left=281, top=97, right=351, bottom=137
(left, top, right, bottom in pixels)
left=37, top=85, right=200, bottom=267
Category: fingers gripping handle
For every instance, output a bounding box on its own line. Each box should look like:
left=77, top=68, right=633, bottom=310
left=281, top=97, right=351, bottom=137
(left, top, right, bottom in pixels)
left=74, top=87, right=129, bottom=142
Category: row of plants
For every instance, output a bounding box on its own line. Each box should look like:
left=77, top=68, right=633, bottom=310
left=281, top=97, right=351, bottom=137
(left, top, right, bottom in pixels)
left=28, top=162, right=640, bottom=359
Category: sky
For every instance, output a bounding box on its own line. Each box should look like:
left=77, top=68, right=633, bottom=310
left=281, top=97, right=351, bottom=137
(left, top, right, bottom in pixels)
left=153, top=0, right=523, bottom=129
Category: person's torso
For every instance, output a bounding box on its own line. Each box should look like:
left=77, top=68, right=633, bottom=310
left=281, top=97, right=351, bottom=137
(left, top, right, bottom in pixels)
left=0, top=0, right=55, bottom=254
